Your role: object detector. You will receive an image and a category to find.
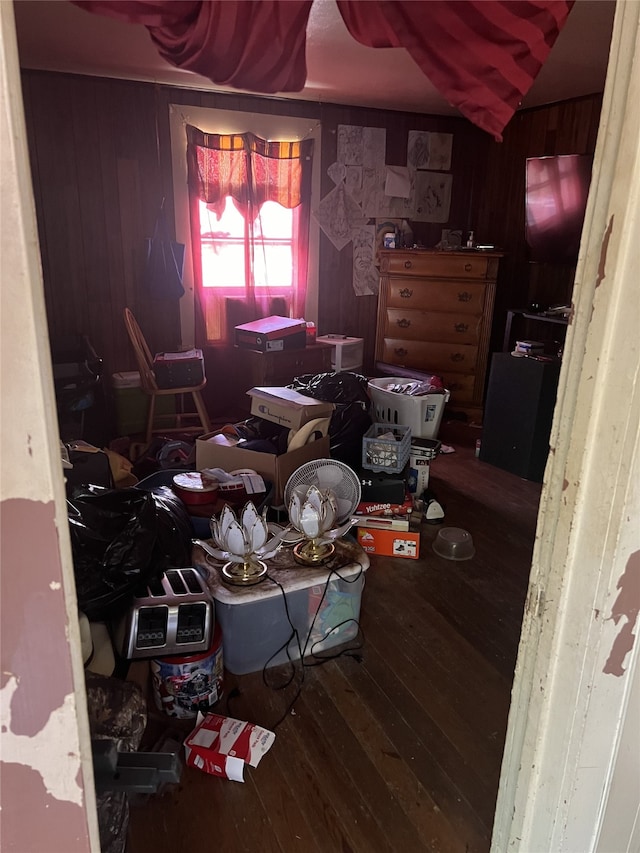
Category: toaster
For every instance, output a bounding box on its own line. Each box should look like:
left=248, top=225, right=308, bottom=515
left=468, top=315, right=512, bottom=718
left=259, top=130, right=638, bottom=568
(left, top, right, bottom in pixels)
left=114, top=568, right=214, bottom=660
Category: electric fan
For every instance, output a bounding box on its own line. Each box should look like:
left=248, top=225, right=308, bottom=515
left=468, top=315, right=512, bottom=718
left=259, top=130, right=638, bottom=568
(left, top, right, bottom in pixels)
left=284, top=459, right=361, bottom=565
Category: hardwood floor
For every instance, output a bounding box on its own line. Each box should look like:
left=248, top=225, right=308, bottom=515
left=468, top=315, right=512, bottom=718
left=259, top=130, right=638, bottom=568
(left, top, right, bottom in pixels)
left=127, top=422, right=542, bottom=853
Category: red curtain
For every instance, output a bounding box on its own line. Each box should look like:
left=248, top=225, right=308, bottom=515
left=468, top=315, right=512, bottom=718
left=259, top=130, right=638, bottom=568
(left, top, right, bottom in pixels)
left=72, top=0, right=574, bottom=139
left=186, top=125, right=313, bottom=345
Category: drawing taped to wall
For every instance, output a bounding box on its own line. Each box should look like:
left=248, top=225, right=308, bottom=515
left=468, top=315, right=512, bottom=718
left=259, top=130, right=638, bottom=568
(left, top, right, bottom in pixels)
left=362, top=127, right=386, bottom=168
left=345, top=165, right=362, bottom=194
left=352, top=225, right=379, bottom=296
left=412, top=171, right=453, bottom=222
left=314, top=182, right=366, bottom=251
left=407, top=130, right=453, bottom=171
left=425, top=132, right=453, bottom=171
left=327, top=161, right=347, bottom=185
left=337, top=124, right=364, bottom=166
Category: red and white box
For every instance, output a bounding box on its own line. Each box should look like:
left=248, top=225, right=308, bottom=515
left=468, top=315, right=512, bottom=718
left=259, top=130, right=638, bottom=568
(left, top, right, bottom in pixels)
left=357, top=527, right=420, bottom=559
left=184, top=713, right=275, bottom=782
left=234, top=316, right=306, bottom=352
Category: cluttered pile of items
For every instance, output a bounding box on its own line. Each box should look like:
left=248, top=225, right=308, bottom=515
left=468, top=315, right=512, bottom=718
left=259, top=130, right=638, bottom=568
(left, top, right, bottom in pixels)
left=65, top=365, right=451, bottom=806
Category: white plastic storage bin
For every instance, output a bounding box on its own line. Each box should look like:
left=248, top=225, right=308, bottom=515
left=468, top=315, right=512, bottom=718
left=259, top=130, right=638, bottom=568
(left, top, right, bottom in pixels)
left=316, top=335, right=364, bottom=373
left=205, top=557, right=368, bottom=675
left=368, top=377, right=450, bottom=439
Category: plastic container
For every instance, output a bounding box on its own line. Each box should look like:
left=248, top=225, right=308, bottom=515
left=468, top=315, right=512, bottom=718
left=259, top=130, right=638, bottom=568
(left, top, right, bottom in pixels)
left=368, top=377, right=450, bottom=439
left=407, top=438, right=441, bottom=495
left=316, top=335, right=364, bottom=373
left=112, top=371, right=175, bottom=436
left=207, top=561, right=367, bottom=675
left=135, top=469, right=272, bottom=539
left=432, top=527, right=475, bottom=561
left=150, top=622, right=224, bottom=719
left=362, top=423, right=411, bottom=474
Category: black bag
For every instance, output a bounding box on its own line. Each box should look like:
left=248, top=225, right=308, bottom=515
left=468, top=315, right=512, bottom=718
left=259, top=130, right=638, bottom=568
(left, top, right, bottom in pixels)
left=144, top=205, right=185, bottom=301
left=68, top=485, right=193, bottom=620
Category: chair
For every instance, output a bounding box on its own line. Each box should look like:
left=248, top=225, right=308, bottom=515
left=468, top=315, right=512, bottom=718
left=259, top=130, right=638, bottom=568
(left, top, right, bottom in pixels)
left=123, top=308, right=211, bottom=445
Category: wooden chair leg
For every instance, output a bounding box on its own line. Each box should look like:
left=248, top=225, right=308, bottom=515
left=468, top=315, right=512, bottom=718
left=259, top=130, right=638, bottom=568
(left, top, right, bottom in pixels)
left=191, top=390, right=212, bottom=434
left=145, top=393, right=157, bottom=446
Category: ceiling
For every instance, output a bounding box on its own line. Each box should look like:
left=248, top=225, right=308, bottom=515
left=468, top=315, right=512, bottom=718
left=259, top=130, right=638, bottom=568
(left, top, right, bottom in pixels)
left=13, top=0, right=616, bottom=117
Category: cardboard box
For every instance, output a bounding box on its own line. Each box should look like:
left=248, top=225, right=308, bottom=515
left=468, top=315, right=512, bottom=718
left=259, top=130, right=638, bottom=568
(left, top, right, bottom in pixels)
left=357, top=527, right=420, bottom=559
left=235, top=316, right=306, bottom=352
left=196, top=432, right=331, bottom=506
left=184, top=713, right=275, bottom=782
left=247, top=386, right=335, bottom=430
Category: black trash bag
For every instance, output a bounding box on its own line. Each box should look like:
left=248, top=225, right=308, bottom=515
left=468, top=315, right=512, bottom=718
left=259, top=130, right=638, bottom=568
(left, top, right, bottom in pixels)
left=288, top=371, right=371, bottom=406
left=288, top=371, right=373, bottom=468
left=68, top=485, right=193, bottom=620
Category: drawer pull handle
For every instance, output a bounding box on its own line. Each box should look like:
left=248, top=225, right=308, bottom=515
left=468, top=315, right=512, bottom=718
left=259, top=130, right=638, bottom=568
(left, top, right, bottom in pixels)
left=454, top=323, right=469, bottom=333
left=404, top=260, right=412, bottom=270
left=394, top=347, right=408, bottom=357
left=458, top=291, right=473, bottom=302
left=450, top=352, right=465, bottom=362
left=464, top=263, right=472, bottom=272
left=396, top=318, right=411, bottom=329
left=399, top=288, right=413, bottom=299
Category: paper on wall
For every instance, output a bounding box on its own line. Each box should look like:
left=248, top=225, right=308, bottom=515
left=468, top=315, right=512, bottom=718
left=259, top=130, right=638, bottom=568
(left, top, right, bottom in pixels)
left=407, top=131, right=453, bottom=171
left=352, top=224, right=379, bottom=296
left=412, top=171, right=453, bottom=223
left=337, top=124, right=363, bottom=166
left=384, top=166, right=411, bottom=199
left=314, top=182, right=366, bottom=250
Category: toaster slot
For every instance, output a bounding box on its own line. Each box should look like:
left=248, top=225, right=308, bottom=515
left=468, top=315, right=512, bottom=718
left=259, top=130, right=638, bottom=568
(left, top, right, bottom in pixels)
left=147, top=575, right=166, bottom=597
left=176, top=603, right=207, bottom=645
left=166, top=570, right=187, bottom=595
left=182, top=569, right=204, bottom=594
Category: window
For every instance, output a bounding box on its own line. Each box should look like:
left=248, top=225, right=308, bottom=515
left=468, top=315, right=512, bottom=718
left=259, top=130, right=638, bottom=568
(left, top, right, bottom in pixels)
left=186, top=125, right=314, bottom=344
left=199, top=197, right=295, bottom=291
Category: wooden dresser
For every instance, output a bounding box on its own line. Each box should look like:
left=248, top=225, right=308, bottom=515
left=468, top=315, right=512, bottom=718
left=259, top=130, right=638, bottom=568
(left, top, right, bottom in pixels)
left=376, top=250, right=502, bottom=421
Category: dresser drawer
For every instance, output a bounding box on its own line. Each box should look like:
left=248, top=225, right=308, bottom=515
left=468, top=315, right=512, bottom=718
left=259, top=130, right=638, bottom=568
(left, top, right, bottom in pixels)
left=380, top=338, right=478, bottom=375
left=386, top=279, right=486, bottom=314
left=381, top=252, right=491, bottom=280
left=384, top=309, right=481, bottom=345
left=445, top=373, right=477, bottom=403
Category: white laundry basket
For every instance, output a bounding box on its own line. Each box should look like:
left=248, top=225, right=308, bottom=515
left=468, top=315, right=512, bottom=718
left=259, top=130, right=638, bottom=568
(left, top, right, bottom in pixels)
left=368, top=377, right=450, bottom=439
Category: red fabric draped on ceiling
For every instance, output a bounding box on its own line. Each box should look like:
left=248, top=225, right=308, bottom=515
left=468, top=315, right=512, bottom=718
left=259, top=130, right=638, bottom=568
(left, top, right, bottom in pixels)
left=72, top=0, right=574, bottom=137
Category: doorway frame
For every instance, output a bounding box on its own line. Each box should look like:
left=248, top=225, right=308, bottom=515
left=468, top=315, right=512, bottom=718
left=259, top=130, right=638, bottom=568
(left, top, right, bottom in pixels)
left=492, top=1, right=640, bottom=850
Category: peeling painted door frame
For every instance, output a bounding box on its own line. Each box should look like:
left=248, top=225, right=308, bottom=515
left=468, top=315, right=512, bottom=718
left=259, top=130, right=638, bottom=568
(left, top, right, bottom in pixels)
left=492, top=2, right=640, bottom=851
left=0, top=3, right=100, bottom=851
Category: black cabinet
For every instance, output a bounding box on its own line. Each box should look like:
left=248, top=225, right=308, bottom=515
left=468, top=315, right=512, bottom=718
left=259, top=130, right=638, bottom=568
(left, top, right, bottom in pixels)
left=479, top=353, right=561, bottom=482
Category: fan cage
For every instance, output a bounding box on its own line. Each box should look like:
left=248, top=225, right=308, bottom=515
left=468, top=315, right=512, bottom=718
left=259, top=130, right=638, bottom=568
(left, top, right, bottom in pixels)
left=283, top=459, right=361, bottom=523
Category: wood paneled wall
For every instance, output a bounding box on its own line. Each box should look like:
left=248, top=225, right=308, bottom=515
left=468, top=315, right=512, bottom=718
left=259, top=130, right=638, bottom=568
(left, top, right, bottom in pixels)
left=20, top=69, right=602, bottom=412
left=474, top=94, right=603, bottom=353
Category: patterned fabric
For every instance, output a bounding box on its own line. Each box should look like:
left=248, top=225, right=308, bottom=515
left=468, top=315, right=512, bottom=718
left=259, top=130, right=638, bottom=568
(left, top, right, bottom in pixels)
left=72, top=0, right=575, bottom=139
left=185, top=125, right=313, bottom=344
left=186, top=125, right=312, bottom=217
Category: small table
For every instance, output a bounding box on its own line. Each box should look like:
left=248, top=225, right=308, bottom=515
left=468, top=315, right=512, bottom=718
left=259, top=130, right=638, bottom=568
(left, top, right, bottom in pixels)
left=503, top=309, right=569, bottom=353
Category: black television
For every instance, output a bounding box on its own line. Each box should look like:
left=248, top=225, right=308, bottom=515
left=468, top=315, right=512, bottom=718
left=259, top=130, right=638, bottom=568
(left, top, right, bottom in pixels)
left=525, top=154, right=593, bottom=265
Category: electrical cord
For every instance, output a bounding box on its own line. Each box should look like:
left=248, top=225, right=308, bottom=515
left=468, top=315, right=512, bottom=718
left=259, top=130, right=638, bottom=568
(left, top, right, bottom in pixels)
left=226, top=559, right=366, bottom=729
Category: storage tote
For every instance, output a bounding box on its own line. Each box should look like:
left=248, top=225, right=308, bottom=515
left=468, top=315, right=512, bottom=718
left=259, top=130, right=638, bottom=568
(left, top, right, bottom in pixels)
left=202, top=560, right=367, bottom=675
left=368, top=377, right=450, bottom=439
